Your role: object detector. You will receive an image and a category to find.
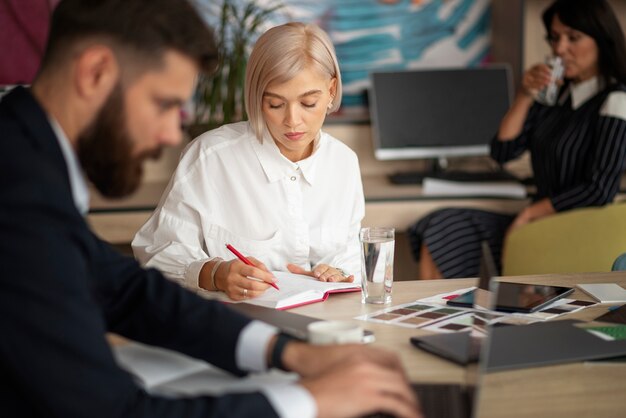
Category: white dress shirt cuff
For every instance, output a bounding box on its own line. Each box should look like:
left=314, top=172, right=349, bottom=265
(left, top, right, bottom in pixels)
left=236, top=320, right=278, bottom=372
left=262, top=384, right=317, bottom=418
left=184, top=258, right=212, bottom=288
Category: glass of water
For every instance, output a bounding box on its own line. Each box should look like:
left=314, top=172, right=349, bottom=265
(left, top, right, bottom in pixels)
left=536, top=55, right=564, bottom=106
left=360, top=227, right=395, bottom=304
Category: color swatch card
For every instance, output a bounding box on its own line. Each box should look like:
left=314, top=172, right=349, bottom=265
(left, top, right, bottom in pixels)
left=581, top=324, right=626, bottom=341
left=519, top=299, right=596, bottom=320
left=420, top=310, right=504, bottom=335
left=354, top=302, right=470, bottom=329
left=416, top=287, right=477, bottom=305
left=356, top=293, right=597, bottom=333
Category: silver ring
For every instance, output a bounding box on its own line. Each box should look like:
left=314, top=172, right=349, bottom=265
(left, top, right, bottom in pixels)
left=335, top=268, right=350, bottom=279
left=242, top=288, right=248, bottom=298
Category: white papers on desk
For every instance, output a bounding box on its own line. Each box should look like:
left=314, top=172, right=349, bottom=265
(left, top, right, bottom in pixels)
left=422, top=178, right=527, bottom=198
left=577, top=283, right=626, bottom=303
left=113, top=342, right=297, bottom=397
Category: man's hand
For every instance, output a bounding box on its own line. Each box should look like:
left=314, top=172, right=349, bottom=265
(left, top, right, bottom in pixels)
left=298, top=347, right=422, bottom=418
left=279, top=341, right=422, bottom=418
left=282, top=342, right=404, bottom=378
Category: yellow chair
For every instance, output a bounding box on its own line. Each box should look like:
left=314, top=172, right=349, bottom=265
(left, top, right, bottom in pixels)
left=502, top=203, right=626, bottom=276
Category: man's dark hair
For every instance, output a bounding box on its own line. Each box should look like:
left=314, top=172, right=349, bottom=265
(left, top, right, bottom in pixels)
left=40, top=0, right=218, bottom=76
left=543, top=0, right=626, bottom=86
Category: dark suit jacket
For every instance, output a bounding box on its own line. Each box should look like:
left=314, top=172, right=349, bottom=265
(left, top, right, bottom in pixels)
left=0, top=87, right=278, bottom=417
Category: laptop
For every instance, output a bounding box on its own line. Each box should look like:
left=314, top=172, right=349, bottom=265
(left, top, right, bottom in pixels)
left=228, top=302, right=319, bottom=341
left=229, top=302, right=375, bottom=343
left=410, top=241, right=497, bottom=366
left=400, top=242, right=499, bottom=418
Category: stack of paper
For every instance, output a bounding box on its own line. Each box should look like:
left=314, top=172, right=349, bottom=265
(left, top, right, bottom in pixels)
left=422, top=178, right=527, bottom=198
left=577, top=283, right=626, bottom=303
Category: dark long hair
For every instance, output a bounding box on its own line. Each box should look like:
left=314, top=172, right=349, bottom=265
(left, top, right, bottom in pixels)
left=543, top=0, right=626, bottom=85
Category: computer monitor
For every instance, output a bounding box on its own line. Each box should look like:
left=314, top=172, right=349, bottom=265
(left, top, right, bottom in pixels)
left=368, top=66, right=512, bottom=161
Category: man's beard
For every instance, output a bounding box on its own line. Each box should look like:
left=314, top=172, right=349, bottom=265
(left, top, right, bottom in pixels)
left=77, top=84, right=162, bottom=198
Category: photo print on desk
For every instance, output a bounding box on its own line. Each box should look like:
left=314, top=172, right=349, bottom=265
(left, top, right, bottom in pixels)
left=356, top=294, right=598, bottom=333
left=355, top=302, right=470, bottom=329
left=521, top=299, right=597, bottom=320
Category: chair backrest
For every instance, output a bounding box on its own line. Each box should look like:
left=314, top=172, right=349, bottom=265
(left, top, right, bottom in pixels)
left=612, top=253, right=626, bottom=271
left=502, top=203, right=626, bottom=276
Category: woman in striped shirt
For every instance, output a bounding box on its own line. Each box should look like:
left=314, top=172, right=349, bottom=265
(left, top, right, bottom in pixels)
left=411, top=0, right=626, bottom=279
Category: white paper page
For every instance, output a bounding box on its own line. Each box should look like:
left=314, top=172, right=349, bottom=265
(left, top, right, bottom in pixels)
left=154, top=368, right=298, bottom=397
left=577, top=283, right=626, bottom=303
left=113, top=342, right=297, bottom=397
left=422, top=178, right=527, bottom=198
left=113, top=342, right=215, bottom=388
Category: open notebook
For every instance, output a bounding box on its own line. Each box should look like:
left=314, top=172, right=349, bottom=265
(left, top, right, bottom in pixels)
left=231, top=271, right=361, bottom=310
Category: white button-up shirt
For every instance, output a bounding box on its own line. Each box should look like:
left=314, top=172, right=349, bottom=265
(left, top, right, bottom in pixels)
left=133, top=121, right=365, bottom=289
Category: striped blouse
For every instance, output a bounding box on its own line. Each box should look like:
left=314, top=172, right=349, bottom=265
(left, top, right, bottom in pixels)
left=491, top=77, right=626, bottom=212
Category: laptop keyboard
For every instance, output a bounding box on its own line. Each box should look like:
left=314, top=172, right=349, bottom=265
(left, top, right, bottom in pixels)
left=363, top=383, right=473, bottom=418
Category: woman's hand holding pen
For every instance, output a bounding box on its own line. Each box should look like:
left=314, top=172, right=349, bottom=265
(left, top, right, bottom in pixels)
left=200, top=257, right=275, bottom=300
left=211, top=257, right=277, bottom=301
left=286, top=263, right=354, bottom=283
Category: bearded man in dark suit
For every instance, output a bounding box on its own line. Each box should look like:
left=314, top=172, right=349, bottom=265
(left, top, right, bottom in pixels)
left=0, top=1, right=421, bottom=417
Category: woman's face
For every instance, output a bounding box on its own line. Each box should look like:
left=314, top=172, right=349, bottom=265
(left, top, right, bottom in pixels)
left=549, top=15, right=599, bottom=83
left=262, top=67, right=336, bottom=162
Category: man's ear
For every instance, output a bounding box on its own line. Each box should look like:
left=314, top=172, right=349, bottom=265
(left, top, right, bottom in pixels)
left=73, top=45, right=120, bottom=107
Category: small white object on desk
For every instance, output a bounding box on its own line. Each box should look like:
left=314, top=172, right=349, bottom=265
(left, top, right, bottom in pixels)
left=422, top=178, right=527, bottom=198
left=577, top=283, right=626, bottom=303
left=307, top=321, right=364, bottom=345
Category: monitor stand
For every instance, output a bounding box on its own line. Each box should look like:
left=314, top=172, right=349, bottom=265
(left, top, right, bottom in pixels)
left=388, top=158, right=518, bottom=185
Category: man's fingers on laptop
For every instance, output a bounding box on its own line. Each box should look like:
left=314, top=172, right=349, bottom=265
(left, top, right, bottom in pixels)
left=302, top=361, right=422, bottom=418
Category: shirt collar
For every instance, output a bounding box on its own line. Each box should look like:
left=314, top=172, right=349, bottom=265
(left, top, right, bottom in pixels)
left=250, top=124, right=323, bottom=186
left=568, top=76, right=602, bottom=110
left=48, top=117, right=90, bottom=215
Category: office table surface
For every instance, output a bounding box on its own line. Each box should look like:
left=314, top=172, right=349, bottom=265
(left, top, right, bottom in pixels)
left=88, top=175, right=531, bottom=243
left=290, top=271, right=626, bottom=418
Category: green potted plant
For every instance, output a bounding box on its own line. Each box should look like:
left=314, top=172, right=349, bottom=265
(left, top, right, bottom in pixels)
left=189, top=0, right=282, bottom=138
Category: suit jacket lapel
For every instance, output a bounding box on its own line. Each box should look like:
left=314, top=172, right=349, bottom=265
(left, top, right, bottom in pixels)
left=5, top=86, right=72, bottom=189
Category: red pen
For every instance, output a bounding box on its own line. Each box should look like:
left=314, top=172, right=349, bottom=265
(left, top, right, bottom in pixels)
left=225, top=243, right=280, bottom=291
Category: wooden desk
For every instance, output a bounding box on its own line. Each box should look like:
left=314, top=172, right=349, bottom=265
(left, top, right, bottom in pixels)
left=88, top=175, right=529, bottom=244
left=288, top=271, right=626, bottom=417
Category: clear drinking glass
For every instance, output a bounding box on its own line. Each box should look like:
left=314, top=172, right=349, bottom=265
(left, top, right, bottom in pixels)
left=360, top=227, right=395, bottom=304
left=535, top=55, right=564, bottom=106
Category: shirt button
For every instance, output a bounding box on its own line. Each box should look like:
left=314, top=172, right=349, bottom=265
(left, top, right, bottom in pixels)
left=290, top=176, right=297, bottom=181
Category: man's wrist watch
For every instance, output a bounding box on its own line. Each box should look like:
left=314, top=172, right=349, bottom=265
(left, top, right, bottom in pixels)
left=270, top=332, right=294, bottom=371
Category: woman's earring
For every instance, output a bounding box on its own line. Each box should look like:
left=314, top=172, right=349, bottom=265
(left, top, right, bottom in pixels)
left=327, top=101, right=333, bottom=109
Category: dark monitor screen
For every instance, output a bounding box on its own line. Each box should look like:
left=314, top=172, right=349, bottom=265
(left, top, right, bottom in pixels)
left=369, top=66, right=512, bottom=160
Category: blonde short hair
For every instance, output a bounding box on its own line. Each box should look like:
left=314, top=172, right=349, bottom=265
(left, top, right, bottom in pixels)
left=245, top=22, right=342, bottom=141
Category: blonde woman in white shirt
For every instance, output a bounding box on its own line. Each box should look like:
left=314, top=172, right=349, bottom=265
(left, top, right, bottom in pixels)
left=132, top=22, right=365, bottom=301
